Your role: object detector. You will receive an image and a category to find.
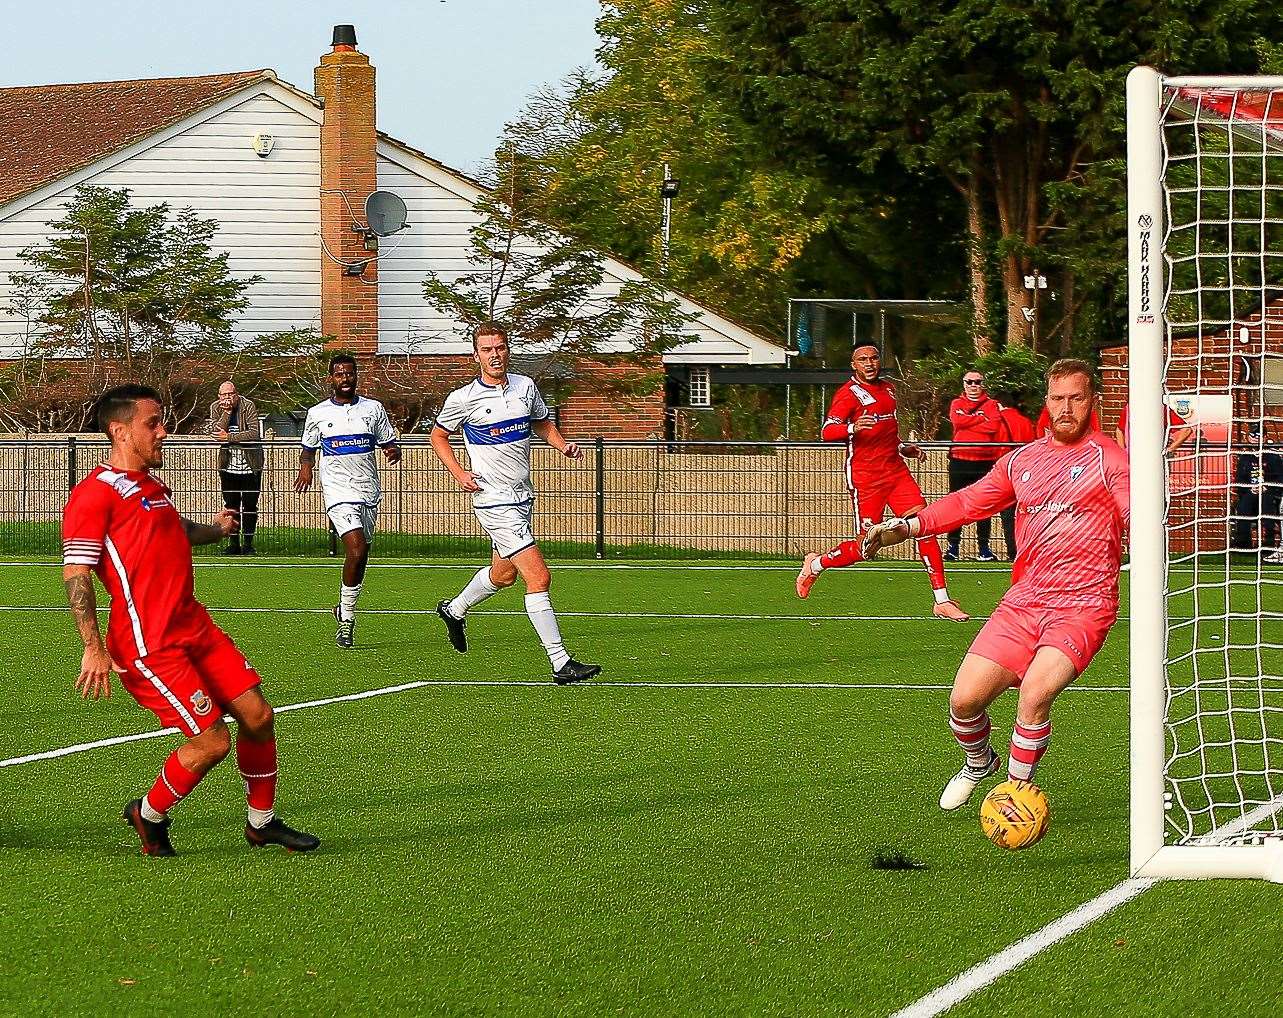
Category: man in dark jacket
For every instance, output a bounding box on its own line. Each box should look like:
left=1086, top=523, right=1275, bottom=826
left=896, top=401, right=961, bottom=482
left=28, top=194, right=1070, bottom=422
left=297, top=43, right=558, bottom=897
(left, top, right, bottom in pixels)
left=208, top=382, right=264, bottom=555
left=1232, top=433, right=1283, bottom=555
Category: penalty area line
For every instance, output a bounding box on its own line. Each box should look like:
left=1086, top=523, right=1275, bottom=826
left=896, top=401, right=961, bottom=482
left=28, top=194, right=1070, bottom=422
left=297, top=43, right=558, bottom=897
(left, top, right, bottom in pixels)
left=0, top=678, right=1129, bottom=770
left=0, top=680, right=429, bottom=769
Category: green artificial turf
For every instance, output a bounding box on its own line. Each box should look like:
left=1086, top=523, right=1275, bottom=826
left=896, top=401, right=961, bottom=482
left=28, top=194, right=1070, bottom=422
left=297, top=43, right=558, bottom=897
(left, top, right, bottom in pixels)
left=1, top=560, right=1279, bottom=1015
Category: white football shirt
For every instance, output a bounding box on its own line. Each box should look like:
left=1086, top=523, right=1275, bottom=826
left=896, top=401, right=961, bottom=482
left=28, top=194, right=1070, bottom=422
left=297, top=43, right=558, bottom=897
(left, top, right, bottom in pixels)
left=301, top=395, right=398, bottom=509
left=435, top=373, right=550, bottom=508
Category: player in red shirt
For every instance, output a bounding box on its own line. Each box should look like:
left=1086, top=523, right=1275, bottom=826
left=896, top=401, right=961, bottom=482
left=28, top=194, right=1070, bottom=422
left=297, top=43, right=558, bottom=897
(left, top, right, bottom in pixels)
left=795, top=344, right=968, bottom=621
left=862, top=360, right=1128, bottom=809
left=1115, top=401, right=1193, bottom=454
left=61, top=384, right=319, bottom=857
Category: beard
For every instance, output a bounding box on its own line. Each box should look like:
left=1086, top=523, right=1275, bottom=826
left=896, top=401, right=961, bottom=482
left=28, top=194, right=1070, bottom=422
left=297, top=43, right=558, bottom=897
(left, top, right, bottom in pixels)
left=1051, top=416, right=1090, bottom=443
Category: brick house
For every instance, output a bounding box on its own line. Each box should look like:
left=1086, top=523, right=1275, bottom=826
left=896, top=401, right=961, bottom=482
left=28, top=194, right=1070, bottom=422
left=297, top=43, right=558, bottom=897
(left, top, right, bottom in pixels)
left=0, top=26, right=785, bottom=438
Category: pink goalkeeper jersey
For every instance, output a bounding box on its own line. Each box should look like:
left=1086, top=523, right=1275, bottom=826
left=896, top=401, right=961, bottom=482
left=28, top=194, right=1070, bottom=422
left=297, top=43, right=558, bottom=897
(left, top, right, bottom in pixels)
left=917, top=432, right=1130, bottom=611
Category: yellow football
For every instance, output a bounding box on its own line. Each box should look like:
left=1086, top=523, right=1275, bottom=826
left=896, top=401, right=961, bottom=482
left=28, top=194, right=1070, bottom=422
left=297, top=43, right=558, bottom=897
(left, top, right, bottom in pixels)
left=979, top=780, right=1050, bottom=850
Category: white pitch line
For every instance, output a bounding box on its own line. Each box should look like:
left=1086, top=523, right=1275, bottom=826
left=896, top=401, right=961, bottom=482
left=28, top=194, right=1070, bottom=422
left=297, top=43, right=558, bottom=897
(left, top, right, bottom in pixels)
left=0, top=680, right=430, bottom=768
left=0, top=678, right=1129, bottom=770
left=889, top=879, right=1157, bottom=1018
left=0, top=605, right=993, bottom=622
left=2, top=560, right=998, bottom=573
left=892, top=792, right=1283, bottom=1018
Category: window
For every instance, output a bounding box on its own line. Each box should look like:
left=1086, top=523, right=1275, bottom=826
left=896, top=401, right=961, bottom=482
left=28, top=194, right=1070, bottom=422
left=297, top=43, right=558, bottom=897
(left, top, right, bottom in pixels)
left=688, top=366, right=711, bottom=408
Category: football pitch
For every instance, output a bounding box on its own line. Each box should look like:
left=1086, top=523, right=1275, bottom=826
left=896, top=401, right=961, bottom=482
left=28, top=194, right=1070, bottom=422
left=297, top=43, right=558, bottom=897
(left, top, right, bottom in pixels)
left=2, top=558, right=1281, bottom=1016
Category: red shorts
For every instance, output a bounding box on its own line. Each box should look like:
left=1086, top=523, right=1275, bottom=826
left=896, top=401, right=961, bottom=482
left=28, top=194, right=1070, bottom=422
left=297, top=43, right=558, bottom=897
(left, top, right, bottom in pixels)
left=116, top=622, right=262, bottom=736
left=850, top=469, right=926, bottom=531
left=969, top=599, right=1117, bottom=682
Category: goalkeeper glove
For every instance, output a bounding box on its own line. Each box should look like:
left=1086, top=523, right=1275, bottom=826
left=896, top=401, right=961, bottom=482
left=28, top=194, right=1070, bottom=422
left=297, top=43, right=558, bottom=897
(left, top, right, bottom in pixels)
left=861, top=517, right=913, bottom=560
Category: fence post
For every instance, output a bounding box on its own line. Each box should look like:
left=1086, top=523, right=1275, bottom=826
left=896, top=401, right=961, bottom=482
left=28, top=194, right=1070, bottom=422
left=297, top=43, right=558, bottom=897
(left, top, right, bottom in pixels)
left=67, top=435, right=77, bottom=494
left=594, top=437, right=605, bottom=560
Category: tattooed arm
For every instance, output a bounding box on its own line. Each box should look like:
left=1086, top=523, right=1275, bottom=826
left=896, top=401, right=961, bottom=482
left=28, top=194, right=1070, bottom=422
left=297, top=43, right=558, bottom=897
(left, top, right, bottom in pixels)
left=182, top=509, right=239, bottom=546
left=63, top=565, right=112, bottom=700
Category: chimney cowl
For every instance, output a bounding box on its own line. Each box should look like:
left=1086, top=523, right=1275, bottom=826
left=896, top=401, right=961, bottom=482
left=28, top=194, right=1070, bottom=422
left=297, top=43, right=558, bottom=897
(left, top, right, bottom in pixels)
left=332, top=24, right=357, bottom=49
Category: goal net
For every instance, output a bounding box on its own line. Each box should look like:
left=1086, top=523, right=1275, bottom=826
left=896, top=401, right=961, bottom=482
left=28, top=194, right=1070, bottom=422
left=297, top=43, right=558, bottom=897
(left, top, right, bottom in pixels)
left=1128, top=67, right=1283, bottom=880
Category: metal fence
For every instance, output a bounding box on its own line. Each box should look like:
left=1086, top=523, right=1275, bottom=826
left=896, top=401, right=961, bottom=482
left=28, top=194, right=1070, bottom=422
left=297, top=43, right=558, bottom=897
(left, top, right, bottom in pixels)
left=0, top=437, right=1019, bottom=561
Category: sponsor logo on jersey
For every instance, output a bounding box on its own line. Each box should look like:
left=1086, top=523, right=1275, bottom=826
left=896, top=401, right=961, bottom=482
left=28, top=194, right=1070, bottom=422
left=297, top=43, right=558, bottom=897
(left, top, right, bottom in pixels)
left=1069, top=466, right=1085, bottom=481
left=320, top=433, right=376, bottom=456
left=190, top=689, right=214, bottom=716
left=1025, top=501, right=1076, bottom=516
left=852, top=385, right=877, bottom=407
left=97, top=471, right=142, bottom=499
left=462, top=417, right=531, bottom=445
left=139, top=496, right=171, bottom=511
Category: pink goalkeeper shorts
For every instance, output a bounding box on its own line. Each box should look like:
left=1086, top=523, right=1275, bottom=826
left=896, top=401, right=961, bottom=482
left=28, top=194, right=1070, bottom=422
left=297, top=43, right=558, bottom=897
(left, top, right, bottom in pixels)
left=969, top=598, right=1117, bottom=682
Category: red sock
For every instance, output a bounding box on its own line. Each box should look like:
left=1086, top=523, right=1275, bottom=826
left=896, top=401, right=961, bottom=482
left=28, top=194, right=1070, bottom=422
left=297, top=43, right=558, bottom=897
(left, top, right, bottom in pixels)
left=918, top=536, right=947, bottom=593
left=821, top=540, right=864, bottom=569
left=1008, top=719, right=1052, bottom=782
left=144, top=751, right=203, bottom=814
left=236, top=737, right=278, bottom=815
left=949, top=710, right=993, bottom=769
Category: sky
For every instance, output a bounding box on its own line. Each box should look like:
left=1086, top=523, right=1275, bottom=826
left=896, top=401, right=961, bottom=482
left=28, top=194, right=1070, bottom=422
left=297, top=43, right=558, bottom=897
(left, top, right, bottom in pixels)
left=1, top=0, right=603, bottom=174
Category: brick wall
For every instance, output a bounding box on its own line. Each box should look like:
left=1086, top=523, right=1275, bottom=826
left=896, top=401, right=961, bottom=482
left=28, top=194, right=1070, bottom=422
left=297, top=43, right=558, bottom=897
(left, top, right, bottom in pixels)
left=1101, top=302, right=1283, bottom=551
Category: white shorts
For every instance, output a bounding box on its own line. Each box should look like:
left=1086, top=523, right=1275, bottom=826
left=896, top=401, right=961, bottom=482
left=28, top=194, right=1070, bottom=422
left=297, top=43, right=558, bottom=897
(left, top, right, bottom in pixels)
left=474, top=501, right=536, bottom=559
left=327, top=502, right=377, bottom=542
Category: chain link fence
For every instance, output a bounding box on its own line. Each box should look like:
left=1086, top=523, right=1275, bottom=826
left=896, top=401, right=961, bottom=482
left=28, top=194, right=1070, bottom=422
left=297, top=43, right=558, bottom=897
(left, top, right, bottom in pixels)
left=0, top=437, right=1019, bottom=561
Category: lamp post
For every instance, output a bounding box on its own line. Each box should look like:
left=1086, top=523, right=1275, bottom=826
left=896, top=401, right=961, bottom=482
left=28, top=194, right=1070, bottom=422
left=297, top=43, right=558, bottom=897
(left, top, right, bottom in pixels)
left=659, top=163, right=680, bottom=274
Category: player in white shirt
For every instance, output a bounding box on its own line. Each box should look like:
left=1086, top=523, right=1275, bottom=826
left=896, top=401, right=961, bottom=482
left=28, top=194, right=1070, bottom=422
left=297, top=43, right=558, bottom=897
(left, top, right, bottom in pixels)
left=430, top=322, right=601, bottom=684
left=293, top=354, right=401, bottom=648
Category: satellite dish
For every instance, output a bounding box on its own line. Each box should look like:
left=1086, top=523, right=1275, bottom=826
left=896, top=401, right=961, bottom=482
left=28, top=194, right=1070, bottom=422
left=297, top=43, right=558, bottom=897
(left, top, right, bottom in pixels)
left=364, top=190, right=408, bottom=237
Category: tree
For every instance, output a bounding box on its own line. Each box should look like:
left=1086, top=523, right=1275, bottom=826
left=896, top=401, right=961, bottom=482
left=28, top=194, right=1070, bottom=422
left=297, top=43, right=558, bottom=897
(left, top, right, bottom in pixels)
left=706, top=0, right=1276, bottom=353
left=500, top=0, right=966, bottom=344
left=4, top=186, right=268, bottom=430
left=420, top=148, right=695, bottom=403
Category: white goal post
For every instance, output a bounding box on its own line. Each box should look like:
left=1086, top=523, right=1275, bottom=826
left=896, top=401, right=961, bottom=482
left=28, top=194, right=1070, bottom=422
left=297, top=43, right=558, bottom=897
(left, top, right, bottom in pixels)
left=1128, top=66, right=1283, bottom=881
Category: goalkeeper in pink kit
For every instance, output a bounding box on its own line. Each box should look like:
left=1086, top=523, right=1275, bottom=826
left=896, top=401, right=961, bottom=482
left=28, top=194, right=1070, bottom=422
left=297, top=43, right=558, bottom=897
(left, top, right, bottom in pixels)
left=862, top=359, right=1129, bottom=809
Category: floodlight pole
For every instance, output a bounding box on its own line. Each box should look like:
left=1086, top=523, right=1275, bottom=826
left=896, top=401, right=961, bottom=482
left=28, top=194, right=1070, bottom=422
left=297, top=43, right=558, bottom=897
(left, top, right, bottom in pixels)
left=661, top=163, right=673, bottom=274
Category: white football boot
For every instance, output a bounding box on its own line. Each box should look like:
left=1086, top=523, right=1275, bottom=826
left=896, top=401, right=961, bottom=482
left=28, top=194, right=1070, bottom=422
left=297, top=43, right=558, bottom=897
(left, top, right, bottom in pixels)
left=939, top=749, right=1002, bottom=811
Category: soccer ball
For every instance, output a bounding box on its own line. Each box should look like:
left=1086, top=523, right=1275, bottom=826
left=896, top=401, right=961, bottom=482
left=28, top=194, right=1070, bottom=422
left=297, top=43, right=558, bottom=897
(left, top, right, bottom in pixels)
left=979, top=780, right=1050, bottom=850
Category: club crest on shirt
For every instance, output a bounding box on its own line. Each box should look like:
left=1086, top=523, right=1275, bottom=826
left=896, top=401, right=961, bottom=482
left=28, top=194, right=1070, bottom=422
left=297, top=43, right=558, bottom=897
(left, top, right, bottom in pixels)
left=190, top=689, right=214, bottom=716
left=1021, top=471, right=1031, bottom=482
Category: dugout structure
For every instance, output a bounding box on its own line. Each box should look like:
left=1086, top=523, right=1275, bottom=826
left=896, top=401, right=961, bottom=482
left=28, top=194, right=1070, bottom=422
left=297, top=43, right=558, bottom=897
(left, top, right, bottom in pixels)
left=1128, top=67, right=1283, bottom=881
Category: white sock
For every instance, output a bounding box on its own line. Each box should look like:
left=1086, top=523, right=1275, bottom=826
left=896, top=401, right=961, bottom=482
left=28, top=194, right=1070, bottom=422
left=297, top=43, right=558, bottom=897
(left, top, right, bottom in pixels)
left=140, top=796, right=166, bottom=823
left=810, top=557, right=825, bottom=574
left=340, top=583, right=362, bottom=622
left=933, top=588, right=951, bottom=604
left=247, top=806, right=275, bottom=830
left=448, top=567, right=500, bottom=618
left=525, top=591, right=570, bottom=670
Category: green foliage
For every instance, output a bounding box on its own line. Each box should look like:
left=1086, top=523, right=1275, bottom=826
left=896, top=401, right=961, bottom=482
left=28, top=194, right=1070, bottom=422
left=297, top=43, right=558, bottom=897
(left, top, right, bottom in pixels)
left=705, top=0, right=1279, bottom=352
left=499, top=1, right=964, bottom=339
left=420, top=149, right=694, bottom=399
left=4, top=186, right=269, bottom=431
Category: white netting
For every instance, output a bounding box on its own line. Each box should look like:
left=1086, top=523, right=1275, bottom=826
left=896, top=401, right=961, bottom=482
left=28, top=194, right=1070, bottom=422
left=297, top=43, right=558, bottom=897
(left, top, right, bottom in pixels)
left=1159, top=83, right=1283, bottom=844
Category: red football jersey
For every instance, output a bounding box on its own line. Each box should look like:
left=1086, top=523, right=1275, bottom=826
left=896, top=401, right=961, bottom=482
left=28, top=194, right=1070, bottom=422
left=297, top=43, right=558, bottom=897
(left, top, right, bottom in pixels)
left=62, top=465, right=210, bottom=662
left=821, top=377, right=907, bottom=487
left=916, top=433, right=1129, bottom=611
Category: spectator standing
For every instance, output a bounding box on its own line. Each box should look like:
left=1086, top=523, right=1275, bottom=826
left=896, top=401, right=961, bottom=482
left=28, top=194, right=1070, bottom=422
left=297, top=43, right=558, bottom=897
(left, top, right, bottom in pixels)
left=946, top=371, right=1004, bottom=562
left=208, top=381, right=263, bottom=555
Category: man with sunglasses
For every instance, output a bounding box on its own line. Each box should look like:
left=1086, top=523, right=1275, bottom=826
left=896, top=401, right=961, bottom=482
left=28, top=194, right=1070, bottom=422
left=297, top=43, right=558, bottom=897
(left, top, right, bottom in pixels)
left=946, top=371, right=1006, bottom=562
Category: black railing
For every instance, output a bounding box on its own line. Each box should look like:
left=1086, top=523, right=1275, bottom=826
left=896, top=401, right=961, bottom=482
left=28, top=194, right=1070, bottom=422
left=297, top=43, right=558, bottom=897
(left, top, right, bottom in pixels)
left=0, top=437, right=1024, bottom=561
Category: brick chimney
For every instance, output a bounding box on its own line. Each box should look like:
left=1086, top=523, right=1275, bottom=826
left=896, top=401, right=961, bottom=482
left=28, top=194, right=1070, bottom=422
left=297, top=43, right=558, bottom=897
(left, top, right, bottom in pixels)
left=315, top=24, right=378, bottom=354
